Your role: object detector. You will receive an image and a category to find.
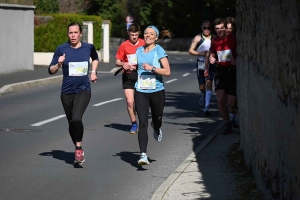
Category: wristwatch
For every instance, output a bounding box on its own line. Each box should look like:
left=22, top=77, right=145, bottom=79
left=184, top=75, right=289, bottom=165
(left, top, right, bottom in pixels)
left=151, top=67, right=156, bottom=73
left=91, top=70, right=97, bottom=74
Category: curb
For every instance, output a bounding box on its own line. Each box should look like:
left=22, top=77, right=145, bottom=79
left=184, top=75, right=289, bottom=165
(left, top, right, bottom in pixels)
left=151, top=122, right=223, bottom=200
left=0, top=75, right=63, bottom=96
left=0, top=69, right=118, bottom=96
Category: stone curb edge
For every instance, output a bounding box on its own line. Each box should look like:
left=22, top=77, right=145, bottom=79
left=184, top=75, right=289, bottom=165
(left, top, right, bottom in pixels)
left=151, top=122, right=223, bottom=200
left=0, top=75, right=63, bottom=96
left=0, top=69, right=119, bottom=96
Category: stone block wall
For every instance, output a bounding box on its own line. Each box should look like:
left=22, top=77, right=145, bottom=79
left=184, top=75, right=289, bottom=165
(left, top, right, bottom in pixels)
left=236, top=0, right=300, bottom=199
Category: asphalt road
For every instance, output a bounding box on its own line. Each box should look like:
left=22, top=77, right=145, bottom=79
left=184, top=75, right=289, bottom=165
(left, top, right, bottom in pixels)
left=0, top=53, right=222, bottom=200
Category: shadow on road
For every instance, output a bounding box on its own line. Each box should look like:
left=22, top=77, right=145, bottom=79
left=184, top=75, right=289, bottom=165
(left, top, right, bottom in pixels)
left=113, top=151, right=156, bottom=171
left=104, top=123, right=132, bottom=133
left=39, top=150, right=83, bottom=168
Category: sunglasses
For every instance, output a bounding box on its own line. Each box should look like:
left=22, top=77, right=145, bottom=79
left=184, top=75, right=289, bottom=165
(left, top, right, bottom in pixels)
left=202, top=27, right=211, bottom=30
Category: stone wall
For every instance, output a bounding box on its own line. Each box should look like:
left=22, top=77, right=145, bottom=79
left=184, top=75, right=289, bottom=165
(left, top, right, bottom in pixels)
left=0, top=4, right=35, bottom=74
left=236, top=0, right=300, bottom=199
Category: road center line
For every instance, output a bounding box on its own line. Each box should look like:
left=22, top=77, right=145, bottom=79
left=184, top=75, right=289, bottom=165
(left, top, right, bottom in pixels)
left=93, top=98, right=123, bottom=107
left=165, top=79, right=177, bottom=84
left=31, top=115, right=66, bottom=126
left=183, top=73, right=190, bottom=77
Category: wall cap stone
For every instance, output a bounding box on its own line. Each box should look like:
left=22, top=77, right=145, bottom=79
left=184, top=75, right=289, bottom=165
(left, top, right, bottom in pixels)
left=0, top=3, right=35, bottom=10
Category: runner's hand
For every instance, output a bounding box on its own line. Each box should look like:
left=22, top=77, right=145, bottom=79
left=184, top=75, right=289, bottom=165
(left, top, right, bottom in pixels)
left=123, top=62, right=131, bottom=70
left=90, top=73, right=97, bottom=83
left=142, top=63, right=151, bottom=71
left=209, top=54, right=216, bottom=64
left=58, top=54, right=65, bottom=65
left=204, top=69, right=209, bottom=77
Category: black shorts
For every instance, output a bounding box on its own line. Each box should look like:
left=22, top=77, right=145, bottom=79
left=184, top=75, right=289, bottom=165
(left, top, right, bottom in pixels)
left=214, top=66, right=237, bottom=96
left=122, top=71, right=138, bottom=89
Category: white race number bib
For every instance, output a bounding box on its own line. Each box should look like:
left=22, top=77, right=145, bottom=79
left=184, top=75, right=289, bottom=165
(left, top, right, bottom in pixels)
left=217, top=50, right=233, bottom=62
left=197, top=61, right=205, bottom=70
left=137, top=74, right=156, bottom=89
left=69, top=61, right=88, bottom=76
left=127, top=54, right=137, bottom=65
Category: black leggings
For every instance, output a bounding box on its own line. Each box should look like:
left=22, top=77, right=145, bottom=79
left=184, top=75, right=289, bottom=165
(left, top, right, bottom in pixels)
left=60, top=90, right=91, bottom=145
left=134, top=90, right=165, bottom=153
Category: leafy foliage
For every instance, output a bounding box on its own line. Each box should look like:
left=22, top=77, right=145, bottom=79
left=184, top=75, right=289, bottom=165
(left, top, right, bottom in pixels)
left=33, top=0, right=59, bottom=15
left=0, top=0, right=33, bottom=5
left=34, top=14, right=102, bottom=52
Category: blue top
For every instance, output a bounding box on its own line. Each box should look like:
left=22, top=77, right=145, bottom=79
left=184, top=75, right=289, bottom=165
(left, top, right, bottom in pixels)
left=48, top=42, right=99, bottom=94
left=135, top=44, right=168, bottom=93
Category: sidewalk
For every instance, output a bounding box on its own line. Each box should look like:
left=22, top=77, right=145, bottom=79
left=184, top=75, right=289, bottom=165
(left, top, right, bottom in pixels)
left=0, top=63, right=243, bottom=200
left=152, top=124, right=242, bottom=200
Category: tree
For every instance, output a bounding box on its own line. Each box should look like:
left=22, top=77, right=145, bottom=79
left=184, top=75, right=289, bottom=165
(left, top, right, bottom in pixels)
left=34, top=0, right=59, bottom=15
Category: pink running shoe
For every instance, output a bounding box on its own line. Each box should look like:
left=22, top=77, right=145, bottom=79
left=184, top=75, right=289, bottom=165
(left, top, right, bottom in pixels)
left=74, top=149, right=85, bottom=165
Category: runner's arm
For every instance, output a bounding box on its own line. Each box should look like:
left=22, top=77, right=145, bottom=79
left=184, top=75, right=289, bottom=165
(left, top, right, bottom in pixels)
left=188, top=35, right=205, bottom=56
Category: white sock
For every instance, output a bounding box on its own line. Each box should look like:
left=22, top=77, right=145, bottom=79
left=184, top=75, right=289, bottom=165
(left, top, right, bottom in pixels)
left=205, top=90, right=212, bottom=107
left=229, top=113, right=235, bottom=121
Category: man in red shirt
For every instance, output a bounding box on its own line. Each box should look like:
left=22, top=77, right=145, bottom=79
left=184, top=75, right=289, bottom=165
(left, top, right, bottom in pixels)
left=116, top=23, right=145, bottom=134
left=205, top=18, right=237, bottom=134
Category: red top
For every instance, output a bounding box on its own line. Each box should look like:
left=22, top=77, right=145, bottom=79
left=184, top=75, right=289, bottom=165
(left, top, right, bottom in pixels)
left=210, top=34, right=236, bottom=67
left=116, top=38, right=145, bottom=74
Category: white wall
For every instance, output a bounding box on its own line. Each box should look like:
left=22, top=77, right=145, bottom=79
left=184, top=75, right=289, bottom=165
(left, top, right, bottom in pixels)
left=0, top=4, right=35, bottom=74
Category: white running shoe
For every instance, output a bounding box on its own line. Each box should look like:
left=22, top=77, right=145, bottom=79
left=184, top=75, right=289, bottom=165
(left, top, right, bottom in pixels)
left=150, top=121, right=162, bottom=141
left=138, top=153, right=150, bottom=165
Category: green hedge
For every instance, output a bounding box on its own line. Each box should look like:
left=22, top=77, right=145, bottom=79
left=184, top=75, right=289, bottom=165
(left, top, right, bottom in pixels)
left=34, top=14, right=103, bottom=52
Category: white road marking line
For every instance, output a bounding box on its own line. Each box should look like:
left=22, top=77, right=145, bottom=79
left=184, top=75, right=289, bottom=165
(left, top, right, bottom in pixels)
left=193, top=69, right=196, bottom=71
left=175, top=58, right=183, bottom=60
left=165, top=79, right=177, bottom=83
left=31, top=98, right=123, bottom=126
left=189, top=59, right=194, bottom=62
left=31, top=115, right=66, bottom=126
left=183, top=73, right=190, bottom=77
left=93, top=98, right=123, bottom=106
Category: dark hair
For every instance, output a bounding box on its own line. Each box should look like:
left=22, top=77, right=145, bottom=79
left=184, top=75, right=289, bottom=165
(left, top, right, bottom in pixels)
left=226, top=17, right=236, bottom=29
left=214, top=18, right=227, bottom=27
left=127, top=23, right=141, bottom=32
left=201, top=20, right=211, bottom=26
left=67, top=22, right=82, bottom=33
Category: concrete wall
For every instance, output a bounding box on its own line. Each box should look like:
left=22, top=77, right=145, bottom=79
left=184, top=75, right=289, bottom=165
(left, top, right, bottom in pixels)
left=236, top=0, right=300, bottom=199
left=0, top=4, right=35, bottom=74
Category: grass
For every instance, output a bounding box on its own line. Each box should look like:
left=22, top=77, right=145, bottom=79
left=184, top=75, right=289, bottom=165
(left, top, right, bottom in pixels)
left=225, top=141, right=265, bottom=200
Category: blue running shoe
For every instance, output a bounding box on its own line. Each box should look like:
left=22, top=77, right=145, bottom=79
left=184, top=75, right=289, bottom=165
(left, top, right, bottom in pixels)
left=199, top=95, right=205, bottom=106
left=150, top=121, right=162, bottom=141
left=204, top=106, right=210, bottom=116
left=138, top=153, right=149, bottom=165
left=129, top=124, right=138, bottom=134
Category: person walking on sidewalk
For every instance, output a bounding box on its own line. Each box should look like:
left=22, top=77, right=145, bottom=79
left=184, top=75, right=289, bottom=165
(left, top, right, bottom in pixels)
left=48, top=22, right=99, bottom=165
left=134, top=25, right=172, bottom=165
left=115, top=23, right=146, bottom=134
left=205, top=18, right=237, bottom=134
left=188, top=20, right=215, bottom=116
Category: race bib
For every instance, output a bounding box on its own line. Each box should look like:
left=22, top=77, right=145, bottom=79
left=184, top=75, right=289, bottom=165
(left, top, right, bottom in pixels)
left=217, top=50, right=233, bottom=62
left=197, top=61, right=205, bottom=70
left=127, top=54, right=137, bottom=65
left=69, top=61, right=88, bottom=76
left=137, top=74, right=156, bottom=89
